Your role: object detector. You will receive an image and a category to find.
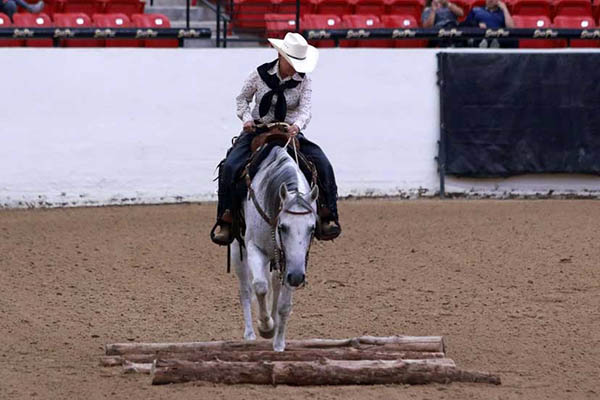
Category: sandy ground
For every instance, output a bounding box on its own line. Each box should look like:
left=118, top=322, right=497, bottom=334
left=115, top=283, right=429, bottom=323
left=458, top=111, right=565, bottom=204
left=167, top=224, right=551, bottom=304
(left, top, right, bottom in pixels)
left=1, top=199, right=599, bottom=400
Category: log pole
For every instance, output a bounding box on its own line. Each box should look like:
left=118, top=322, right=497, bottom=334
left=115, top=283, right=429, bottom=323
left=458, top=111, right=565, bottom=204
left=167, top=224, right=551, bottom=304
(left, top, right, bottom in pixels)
left=151, top=359, right=501, bottom=386
left=100, top=349, right=446, bottom=367
left=105, top=336, right=445, bottom=356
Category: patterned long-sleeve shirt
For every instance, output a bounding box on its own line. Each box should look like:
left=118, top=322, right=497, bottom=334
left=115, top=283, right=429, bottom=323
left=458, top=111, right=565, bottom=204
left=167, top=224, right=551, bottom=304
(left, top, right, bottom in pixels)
left=235, top=61, right=312, bottom=131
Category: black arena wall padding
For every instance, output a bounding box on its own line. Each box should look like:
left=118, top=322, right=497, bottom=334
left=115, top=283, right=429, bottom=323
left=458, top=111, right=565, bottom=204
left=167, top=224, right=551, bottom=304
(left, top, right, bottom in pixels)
left=438, top=52, right=600, bottom=177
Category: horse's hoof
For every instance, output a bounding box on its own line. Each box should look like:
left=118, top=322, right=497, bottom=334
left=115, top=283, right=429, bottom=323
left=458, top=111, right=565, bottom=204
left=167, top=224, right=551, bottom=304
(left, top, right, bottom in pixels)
left=273, top=341, right=285, bottom=352
left=257, top=317, right=274, bottom=338
left=258, top=326, right=275, bottom=339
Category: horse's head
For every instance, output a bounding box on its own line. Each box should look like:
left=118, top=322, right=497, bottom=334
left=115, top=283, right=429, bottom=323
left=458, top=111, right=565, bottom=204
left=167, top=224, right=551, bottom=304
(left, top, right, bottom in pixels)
left=277, top=183, right=319, bottom=288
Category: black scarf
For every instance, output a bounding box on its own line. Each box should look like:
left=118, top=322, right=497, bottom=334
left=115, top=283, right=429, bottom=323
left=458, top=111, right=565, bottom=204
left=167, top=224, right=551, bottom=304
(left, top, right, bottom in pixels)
left=257, top=59, right=305, bottom=122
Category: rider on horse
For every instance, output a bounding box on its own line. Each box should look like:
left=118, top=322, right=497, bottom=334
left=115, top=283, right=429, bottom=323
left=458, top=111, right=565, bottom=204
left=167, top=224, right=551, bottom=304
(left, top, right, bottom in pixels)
left=211, top=32, right=341, bottom=245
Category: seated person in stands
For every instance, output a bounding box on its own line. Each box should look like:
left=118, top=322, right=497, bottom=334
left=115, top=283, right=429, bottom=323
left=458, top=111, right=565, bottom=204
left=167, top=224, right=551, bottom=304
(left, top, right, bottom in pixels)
left=0, top=0, right=44, bottom=20
left=462, top=0, right=514, bottom=29
left=421, top=0, right=464, bottom=28
left=211, top=32, right=341, bottom=246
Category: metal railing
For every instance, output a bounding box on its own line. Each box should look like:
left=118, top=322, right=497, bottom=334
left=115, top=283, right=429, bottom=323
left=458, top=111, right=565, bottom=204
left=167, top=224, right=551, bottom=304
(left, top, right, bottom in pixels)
left=209, top=0, right=600, bottom=48
left=144, top=0, right=600, bottom=48
left=210, top=0, right=302, bottom=47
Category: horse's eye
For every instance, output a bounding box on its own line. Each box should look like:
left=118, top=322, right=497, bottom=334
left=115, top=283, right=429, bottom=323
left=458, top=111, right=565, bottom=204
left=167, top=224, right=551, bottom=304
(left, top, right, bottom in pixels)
left=279, top=224, right=289, bottom=233
left=309, top=225, right=315, bottom=233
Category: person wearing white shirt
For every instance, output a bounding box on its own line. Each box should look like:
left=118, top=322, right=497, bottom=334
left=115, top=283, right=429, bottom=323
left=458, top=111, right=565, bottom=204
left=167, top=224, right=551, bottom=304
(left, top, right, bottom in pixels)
left=211, top=33, right=341, bottom=245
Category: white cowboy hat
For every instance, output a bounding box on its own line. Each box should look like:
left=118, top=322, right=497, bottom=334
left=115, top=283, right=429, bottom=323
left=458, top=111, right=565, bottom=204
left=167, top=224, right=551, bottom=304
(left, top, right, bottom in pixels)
left=268, top=32, right=319, bottom=74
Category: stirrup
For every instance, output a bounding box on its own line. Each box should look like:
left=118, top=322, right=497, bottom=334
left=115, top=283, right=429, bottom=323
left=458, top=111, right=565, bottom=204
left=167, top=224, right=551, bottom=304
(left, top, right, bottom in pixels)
left=210, top=221, right=233, bottom=246
left=316, top=220, right=341, bottom=241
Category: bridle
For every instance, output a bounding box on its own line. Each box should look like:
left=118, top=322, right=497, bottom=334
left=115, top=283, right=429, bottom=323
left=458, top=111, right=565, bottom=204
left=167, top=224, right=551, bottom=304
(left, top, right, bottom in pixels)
left=246, top=180, right=317, bottom=287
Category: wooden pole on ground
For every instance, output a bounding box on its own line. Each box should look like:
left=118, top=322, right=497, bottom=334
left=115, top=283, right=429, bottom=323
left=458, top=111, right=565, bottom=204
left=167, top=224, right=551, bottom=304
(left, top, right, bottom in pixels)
left=100, top=349, right=446, bottom=367
left=151, top=359, right=501, bottom=386
left=105, top=336, right=445, bottom=356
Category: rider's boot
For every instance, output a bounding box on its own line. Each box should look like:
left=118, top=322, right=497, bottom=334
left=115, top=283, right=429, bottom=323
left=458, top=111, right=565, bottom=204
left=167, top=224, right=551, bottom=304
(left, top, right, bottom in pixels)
left=316, top=207, right=341, bottom=241
left=210, top=210, right=234, bottom=246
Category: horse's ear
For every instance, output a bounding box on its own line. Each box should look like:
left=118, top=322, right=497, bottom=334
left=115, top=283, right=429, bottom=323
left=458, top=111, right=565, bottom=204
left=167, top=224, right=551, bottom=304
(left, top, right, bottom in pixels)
left=279, top=183, right=289, bottom=202
left=309, top=185, right=319, bottom=203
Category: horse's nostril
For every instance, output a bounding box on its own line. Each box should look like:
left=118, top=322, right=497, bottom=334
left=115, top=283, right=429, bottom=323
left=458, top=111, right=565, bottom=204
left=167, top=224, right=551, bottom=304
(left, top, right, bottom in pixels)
left=287, top=273, right=305, bottom=287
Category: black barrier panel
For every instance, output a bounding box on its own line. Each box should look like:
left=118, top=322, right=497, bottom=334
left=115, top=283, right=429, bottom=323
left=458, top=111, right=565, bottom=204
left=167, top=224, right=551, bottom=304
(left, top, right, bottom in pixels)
left=438, top=52, right=600, bottom=178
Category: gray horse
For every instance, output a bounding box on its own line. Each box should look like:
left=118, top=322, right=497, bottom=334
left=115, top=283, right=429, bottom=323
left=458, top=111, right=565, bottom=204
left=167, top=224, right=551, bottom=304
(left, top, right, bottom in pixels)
left=231, top=144, right=318, bottom=351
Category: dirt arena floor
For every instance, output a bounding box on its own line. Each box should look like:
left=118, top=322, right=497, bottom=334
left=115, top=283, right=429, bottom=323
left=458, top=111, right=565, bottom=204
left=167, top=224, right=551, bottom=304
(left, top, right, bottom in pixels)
left=1, top=199, right=599, bottom=400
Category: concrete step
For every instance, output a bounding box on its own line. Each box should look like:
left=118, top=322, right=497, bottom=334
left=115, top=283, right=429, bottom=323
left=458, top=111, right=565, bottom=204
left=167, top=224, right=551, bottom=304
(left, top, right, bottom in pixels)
left=183, top=37, right=264, bottom=47
left=171, top=20, right=216, bottom=29
left=145, top=5, right=216, bottom=21
left=149, top=0, right=193, bottom=6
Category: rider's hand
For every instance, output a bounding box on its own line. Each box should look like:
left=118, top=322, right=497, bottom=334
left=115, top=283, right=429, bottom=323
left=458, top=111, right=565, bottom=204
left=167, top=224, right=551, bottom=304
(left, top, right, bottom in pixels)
left=288, top=124, right=300, bottom=137
left=243, top=121, right=256, bottom=133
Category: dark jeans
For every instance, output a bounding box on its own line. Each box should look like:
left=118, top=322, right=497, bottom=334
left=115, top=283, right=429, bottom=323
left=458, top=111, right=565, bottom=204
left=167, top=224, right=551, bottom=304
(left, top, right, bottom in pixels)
left=217, top=131, right=339, bottom=221
left=1, top=0, right=36, bottom=19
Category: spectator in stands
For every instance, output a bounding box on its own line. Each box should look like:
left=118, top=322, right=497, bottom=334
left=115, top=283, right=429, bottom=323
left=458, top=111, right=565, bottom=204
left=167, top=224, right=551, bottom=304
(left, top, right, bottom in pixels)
left=1, top=0, right=44, bottom=20
left=421, top=0, right=464, bottom=28
left=462, top=0, right=514, bottom=47
left=211, top=32, right=341, bottom=246
left=462, top=0, right=514, bottom=29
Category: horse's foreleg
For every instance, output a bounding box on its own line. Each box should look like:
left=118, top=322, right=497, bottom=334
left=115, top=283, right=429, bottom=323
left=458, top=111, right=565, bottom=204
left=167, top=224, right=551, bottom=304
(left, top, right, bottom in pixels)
left=247, top=242, right=274, bottom=339
left=270, top=271, right=282, bottom=325
left=233, top=242, right=255, bottom=340
left=273, top=285, right=293, bottom=352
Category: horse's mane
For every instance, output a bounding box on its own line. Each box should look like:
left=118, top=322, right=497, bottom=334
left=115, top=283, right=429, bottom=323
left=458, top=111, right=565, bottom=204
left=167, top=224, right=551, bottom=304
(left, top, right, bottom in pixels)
left=257, top=146, right=305, bottom=218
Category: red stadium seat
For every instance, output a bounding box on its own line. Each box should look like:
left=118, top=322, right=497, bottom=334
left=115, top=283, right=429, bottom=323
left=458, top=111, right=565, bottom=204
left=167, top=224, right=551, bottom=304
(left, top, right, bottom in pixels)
left=231, top=0, right=277, bottom=30
left=313, top=0, right=354, bottom=15
left=12, top=13, right=53, bottom=47
left=53, top=12, right=101, bottom=46
left=553, top=15, right=599, bottom=47
left=381, top=14, right=427, bottom=47
left=93, top=13, right=140, bottom=47
left=512, top=15, right=554, bottom=47
left=61, top=0, right=105, bottom=16
left=301, top=13, right=342, bottom=47
left=341, top=14, right=386, bottom=47
left=384, top=0, right=425, bottom=23
left=354, top=0, right=386, bottom=15
left=342, top=13, right=383, bottom=27
left=131, top=13, right=178, bottom=47
left=273, top=0, right=316, bottom=15
left=553, top=14, right=596, bottom=27
left=265, top=13, right=297, bottom=38
left=594, top=0, right=600, bottom=24
left=511, top=0, right=552, bottom=17
left=103, top=0, right=145, bottom=16
left=553, top=0, right=592, bottom=17
left=0, top=13, right=24, bottom=46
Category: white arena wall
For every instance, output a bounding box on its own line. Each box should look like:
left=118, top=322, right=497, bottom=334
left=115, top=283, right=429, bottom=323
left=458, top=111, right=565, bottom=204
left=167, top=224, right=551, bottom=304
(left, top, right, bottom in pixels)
left=1, top=48, right=599, bottom=208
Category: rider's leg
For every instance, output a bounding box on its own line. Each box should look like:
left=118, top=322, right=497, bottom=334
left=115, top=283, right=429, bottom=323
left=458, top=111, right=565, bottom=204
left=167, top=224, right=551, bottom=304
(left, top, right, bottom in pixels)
left=296, top=134, right=341, bottom=240
left=0, top=0, right=17, bottom=19
left=14, top=0, right=45, bottom=14
left=212, top=132, right=254, bottom=245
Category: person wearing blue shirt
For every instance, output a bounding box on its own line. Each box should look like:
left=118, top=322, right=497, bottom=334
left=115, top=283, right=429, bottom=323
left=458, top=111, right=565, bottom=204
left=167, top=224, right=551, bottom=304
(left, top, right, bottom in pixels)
left=463, top=0, right=514, bottom=29
left=422, top=0, right=464, bottom=28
